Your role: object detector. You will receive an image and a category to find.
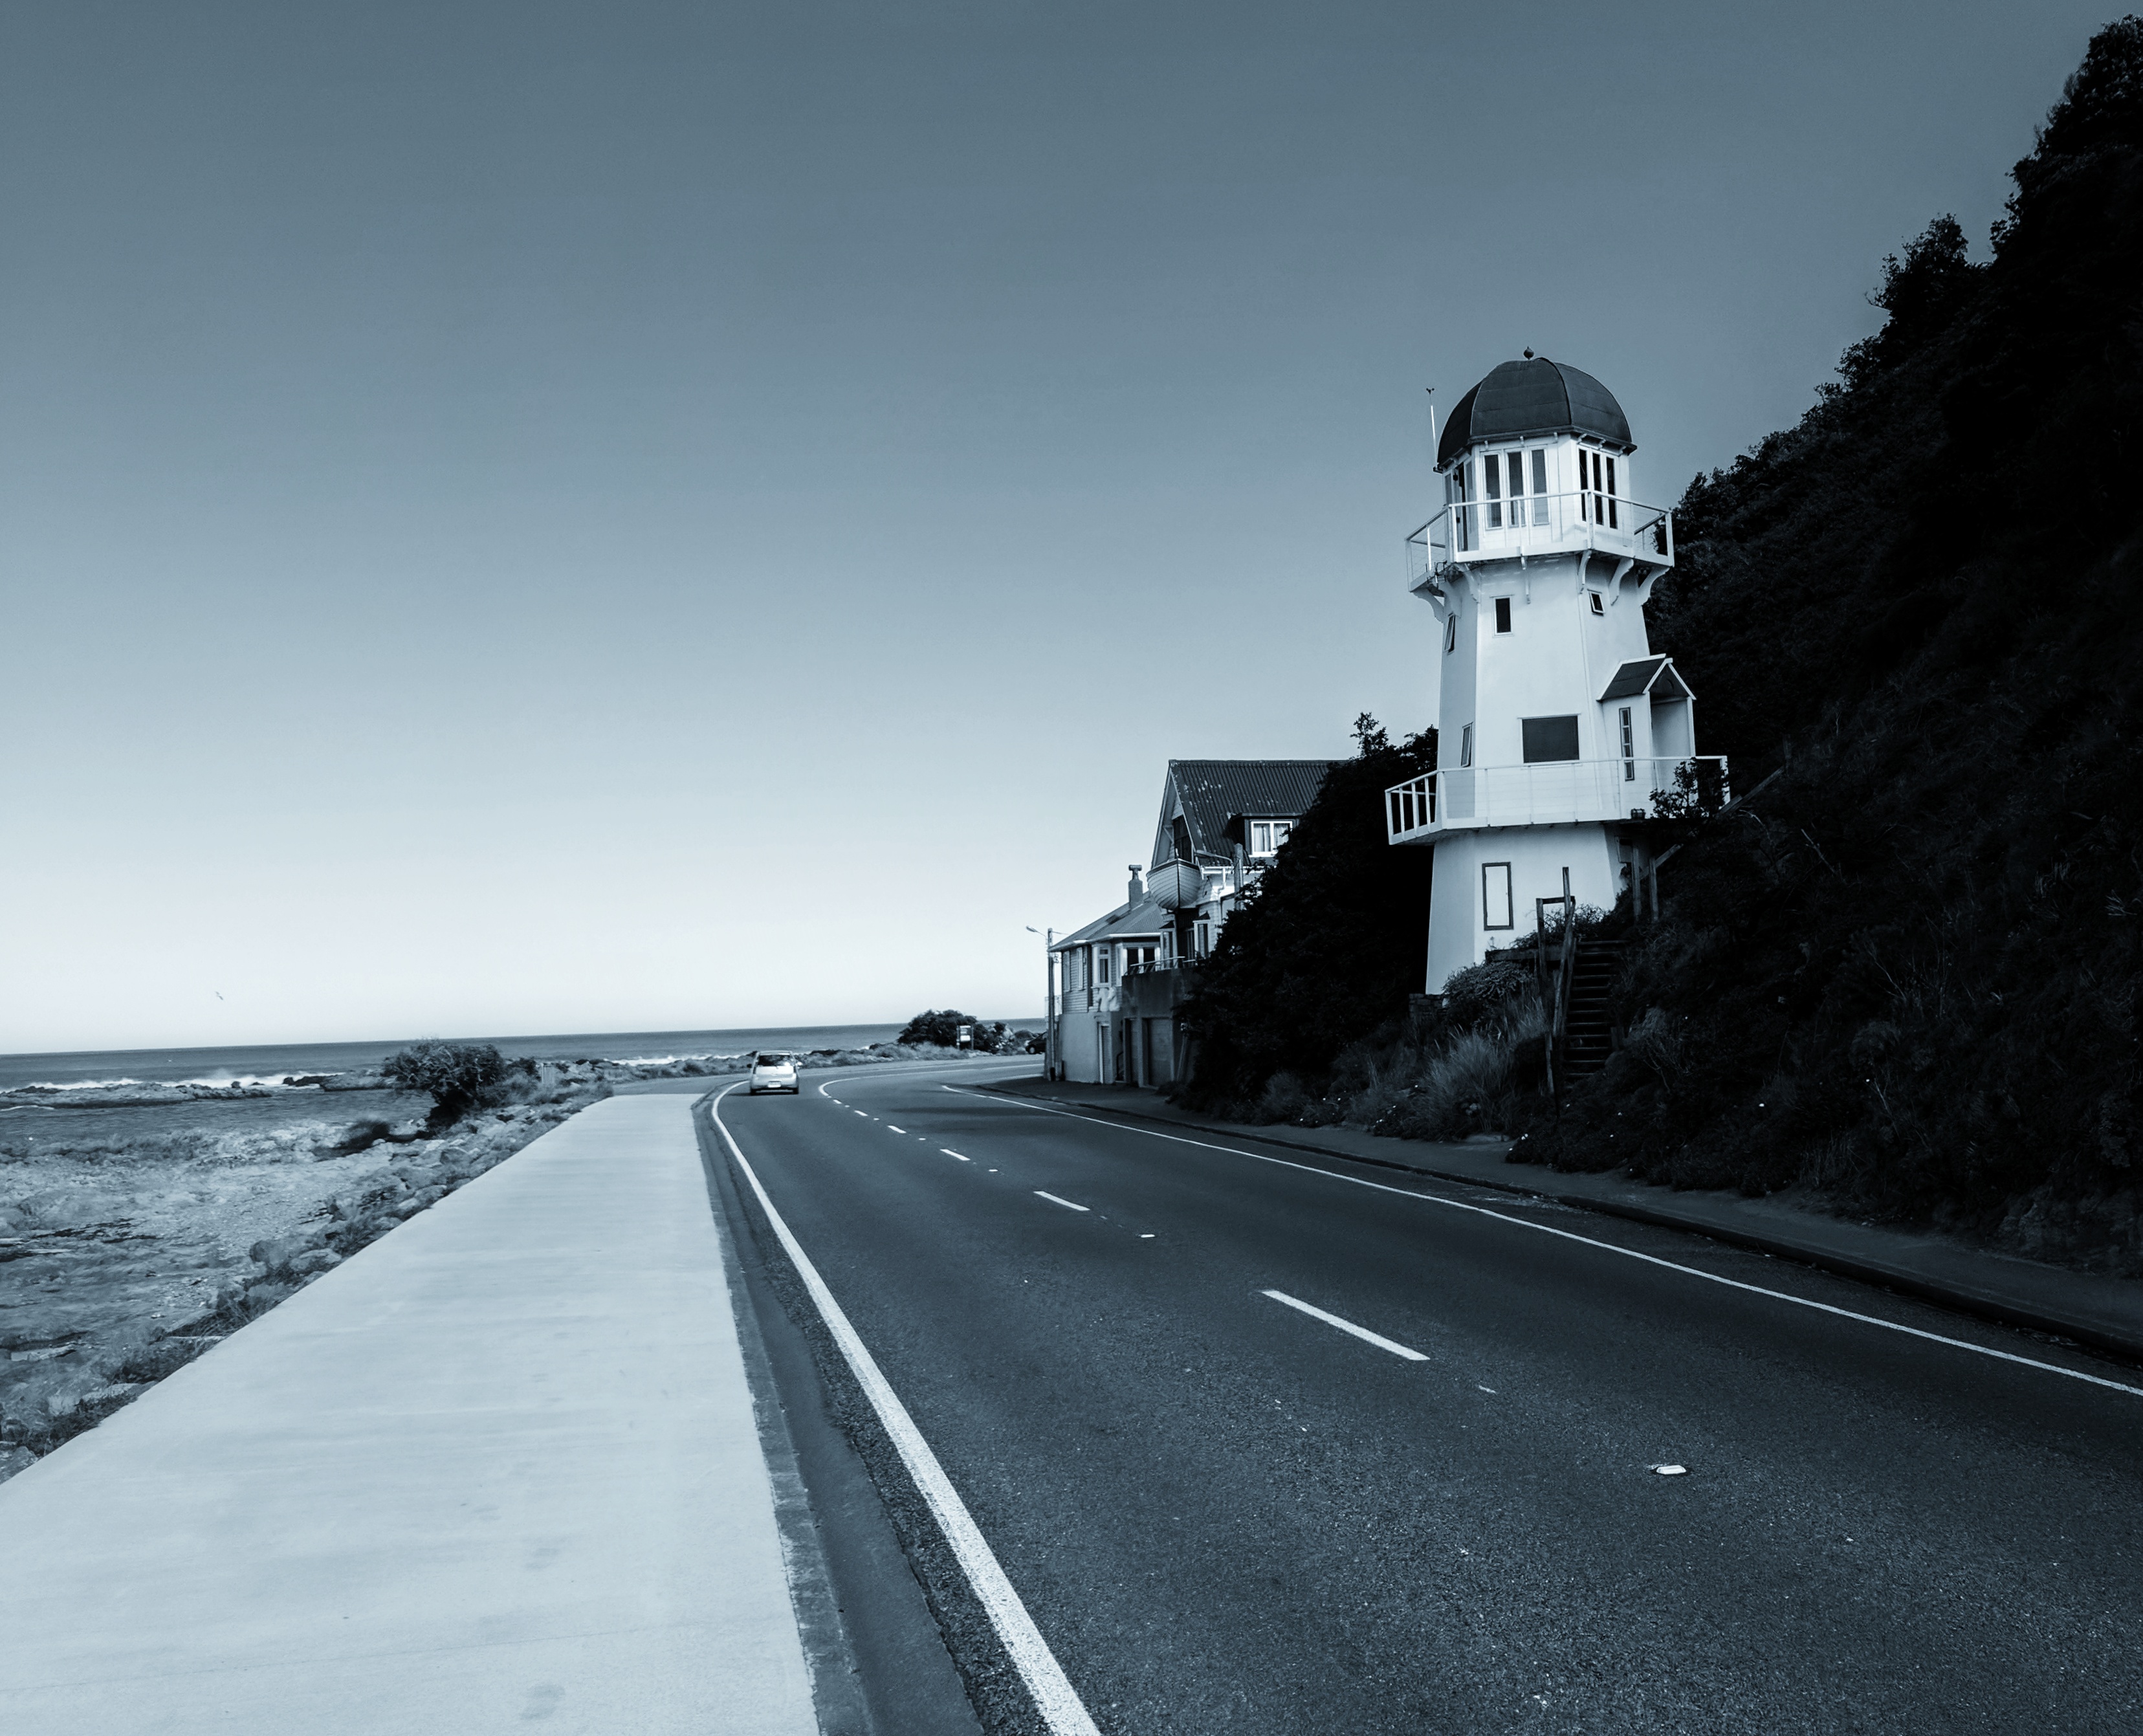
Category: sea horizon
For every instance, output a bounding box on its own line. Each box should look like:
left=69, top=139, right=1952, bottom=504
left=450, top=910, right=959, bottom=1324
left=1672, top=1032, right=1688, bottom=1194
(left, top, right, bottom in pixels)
left=0, top=1020, right=1048, bottom=1093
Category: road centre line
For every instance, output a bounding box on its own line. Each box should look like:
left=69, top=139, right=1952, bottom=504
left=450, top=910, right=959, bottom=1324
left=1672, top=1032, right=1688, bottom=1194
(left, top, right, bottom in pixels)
left=941, top=1149, right=971, bottom=1161
left=708, top=1087, right=1101, bottom=1736
left=1034, top=1191, right=1090, bottom=1213
left=939, top=1089, right=2143, bottom=1403
left=1262, top=1289, right=1428, bottom=1361
left=888, top=1126, right=906, bottom=1133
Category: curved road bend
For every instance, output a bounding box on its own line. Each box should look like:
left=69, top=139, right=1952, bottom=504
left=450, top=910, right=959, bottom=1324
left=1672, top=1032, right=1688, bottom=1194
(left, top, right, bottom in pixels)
left=712, top=1064, right=2143, bottom=1735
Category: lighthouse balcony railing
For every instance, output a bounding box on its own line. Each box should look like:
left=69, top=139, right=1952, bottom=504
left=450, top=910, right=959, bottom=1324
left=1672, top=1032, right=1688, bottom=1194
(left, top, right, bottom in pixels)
left=1386, top=756, right=1729, bottom=844
left=1405, top=492, right=1674, bottom=592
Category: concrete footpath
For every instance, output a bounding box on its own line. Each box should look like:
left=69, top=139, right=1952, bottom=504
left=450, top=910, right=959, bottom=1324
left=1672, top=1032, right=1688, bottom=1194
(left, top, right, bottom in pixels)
left=0, top=1095, right=817, bottom=1735
left=991, top=1075, right=2143, bottom=1366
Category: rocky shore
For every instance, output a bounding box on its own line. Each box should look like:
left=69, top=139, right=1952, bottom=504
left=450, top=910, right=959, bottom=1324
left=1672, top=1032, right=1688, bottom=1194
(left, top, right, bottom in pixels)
left=0, top=1042, right=1016, bottom=1482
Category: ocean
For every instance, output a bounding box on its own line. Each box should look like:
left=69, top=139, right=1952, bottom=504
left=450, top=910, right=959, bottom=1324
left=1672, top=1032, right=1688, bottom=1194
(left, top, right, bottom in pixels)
left=0, top=1022, right=1041, bottom=1147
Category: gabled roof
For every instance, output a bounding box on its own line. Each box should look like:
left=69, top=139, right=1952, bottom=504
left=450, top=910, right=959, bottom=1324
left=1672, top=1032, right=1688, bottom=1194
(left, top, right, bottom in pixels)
left=1051, top=897, right=1167, bottom=951
left=1150, top=760, right=1340, bottom=868
left=1599, top=656, right=1694, bottom=703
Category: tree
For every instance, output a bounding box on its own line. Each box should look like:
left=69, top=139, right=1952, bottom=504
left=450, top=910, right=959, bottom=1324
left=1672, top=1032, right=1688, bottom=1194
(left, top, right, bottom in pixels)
left=383, top=1040, right=532, bottom=1126
left=1178, top=723, right=1435, bottom=1110
left=898, top=1010, right=1007, bottom=1050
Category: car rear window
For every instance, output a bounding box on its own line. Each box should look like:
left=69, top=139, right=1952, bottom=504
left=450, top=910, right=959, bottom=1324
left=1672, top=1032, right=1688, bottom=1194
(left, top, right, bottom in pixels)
left=756, top=1055, right=790, bottom=1067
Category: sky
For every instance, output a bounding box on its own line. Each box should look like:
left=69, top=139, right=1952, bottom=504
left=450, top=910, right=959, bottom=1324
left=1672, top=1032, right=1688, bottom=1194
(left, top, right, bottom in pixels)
left=0, top=0, right=2117, bottom=1053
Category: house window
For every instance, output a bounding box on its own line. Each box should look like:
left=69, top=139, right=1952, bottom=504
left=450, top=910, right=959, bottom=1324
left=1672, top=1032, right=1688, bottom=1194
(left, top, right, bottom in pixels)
left=1459, top=723, right=1474, bottom=767
left=1589, top=591, right=1604, bottom=617
left=1444, top=611, right=1458, bottom=654
left=1482, top=861, right=1514, bottom=930
left=1521, top=715, right=1581, bottom=762
left=1193, top=918, right=1212, bottom=956
left=1494, top=596, right=1512, bottom=634
left=1620, top=705, right=1634, bottom=780
left=1124, top=943, right=1157, bottom=972
left=1249, top=820, right=1292, bottom=857
left=1097, top=947, right=1112, bottom=984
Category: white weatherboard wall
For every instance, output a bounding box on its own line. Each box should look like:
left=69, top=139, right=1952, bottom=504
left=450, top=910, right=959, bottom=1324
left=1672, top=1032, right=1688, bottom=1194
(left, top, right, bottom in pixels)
left=0, top=1095, right=817, bottom=1736
left=1440, top=549, right=1656, bottom=771
left=1426, top=824, right=1621, bottom=990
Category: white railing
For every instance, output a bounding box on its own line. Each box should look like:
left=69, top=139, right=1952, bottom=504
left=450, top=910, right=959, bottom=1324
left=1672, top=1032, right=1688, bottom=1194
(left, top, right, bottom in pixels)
left=1386, top=774, right=1436, bottom=839
left=1386, top=756, right=1728, bottom=842
left=1405, top=490, right=1673, bottom=592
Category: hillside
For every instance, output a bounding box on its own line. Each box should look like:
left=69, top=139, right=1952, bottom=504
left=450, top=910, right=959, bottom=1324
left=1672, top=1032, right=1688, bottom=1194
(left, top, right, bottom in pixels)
left=1522, top=19, right=2143, bottom=1268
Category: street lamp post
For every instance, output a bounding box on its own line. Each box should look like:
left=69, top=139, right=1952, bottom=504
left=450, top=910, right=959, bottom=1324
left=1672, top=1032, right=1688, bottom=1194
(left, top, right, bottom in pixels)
left=1026, top=925, right=1057, bottom=1080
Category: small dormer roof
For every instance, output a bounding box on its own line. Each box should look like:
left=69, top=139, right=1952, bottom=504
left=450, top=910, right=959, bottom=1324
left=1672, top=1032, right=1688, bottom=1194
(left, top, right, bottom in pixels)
left=1599, top=656, right=1693, bottom=703
left=1438, top=357, right=1633, bottom=470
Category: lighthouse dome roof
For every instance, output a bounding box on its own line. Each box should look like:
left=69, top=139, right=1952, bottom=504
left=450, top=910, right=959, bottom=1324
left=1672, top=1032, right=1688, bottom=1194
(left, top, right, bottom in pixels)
left=1437, top=356, right=1632, bottom=470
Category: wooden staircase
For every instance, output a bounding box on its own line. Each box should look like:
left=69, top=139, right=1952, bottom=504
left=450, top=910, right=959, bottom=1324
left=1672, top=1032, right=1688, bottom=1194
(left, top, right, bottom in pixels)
left=1559, top=938, right=1624, bottom=1078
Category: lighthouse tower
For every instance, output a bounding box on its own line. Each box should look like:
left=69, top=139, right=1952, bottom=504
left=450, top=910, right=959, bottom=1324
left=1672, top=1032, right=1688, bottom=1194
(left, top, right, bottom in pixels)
left=1383, top=354, right=1713, bottom=991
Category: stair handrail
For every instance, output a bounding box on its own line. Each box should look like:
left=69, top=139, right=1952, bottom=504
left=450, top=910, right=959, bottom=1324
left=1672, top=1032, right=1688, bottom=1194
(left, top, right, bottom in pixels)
left=1552, top=891, right=1577, bottom=1080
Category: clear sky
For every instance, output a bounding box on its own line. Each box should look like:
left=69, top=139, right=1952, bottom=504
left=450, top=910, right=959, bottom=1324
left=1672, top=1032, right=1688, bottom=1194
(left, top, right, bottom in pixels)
left=1, top=1, right=2115, bottom=1052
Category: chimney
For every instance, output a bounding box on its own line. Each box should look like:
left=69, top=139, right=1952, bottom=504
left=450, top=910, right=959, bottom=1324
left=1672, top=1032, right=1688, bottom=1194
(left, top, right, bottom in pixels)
left=1128, top=864, right=1145, bottom=906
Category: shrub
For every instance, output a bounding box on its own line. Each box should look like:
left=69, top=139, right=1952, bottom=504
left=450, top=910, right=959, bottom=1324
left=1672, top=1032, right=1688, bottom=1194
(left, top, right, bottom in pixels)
left=1442, top=961, right=1536, bottom=1027
left=382, top=1041, right=533, bottom=1126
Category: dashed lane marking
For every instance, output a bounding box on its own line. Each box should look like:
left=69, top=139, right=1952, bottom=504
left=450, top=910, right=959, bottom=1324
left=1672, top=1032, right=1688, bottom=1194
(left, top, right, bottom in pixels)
left=1262, top=1289, right=1429, bottom=1361
left=938, top=1088, right=2143, bottom=1403
left=941, top=1149, right=971, bottom=1161
left=1034, top=1191, right=1090, bottom=1213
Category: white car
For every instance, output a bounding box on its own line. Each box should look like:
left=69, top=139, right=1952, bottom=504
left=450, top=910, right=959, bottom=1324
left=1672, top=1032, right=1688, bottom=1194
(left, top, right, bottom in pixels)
left=747, top=1053, right=799, bottom=1095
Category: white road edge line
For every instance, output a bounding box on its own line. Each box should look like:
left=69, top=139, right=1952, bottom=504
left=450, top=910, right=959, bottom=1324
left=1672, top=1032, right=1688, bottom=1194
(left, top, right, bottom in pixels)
left=938, top=1088, right=2143, bottom=1403
left=941, top=1149, right=971, bottom=1161
left=1033, top=1191, right=1090, bottom=1213
left=1262, top=1289, right=1428, bottom=1361
left=709, top=1086, right=1101, bottom=1736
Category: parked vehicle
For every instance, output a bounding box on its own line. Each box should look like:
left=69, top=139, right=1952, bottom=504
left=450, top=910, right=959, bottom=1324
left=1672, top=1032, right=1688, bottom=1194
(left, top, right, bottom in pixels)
left=747, top=1053, right=799, bottom=1095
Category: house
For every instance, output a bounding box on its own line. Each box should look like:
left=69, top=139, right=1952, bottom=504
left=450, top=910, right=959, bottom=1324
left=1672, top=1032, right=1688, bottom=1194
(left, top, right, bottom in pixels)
left=1049, top=759, right=1339, bottom=1086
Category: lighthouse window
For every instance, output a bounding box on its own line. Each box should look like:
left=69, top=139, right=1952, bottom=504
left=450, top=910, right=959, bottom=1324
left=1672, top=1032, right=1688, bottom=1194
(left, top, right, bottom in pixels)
left=1531, top=448, right=1548, bottom=501
left=1482, top=862, right=1514, bottom=931
left=1589, top=591, right=1605, bottom=616
left=1444, top=611, right=1458, bottom=654
left=1483, top=453, right=1504, bottom=529
left=1583, top=449, right=1620, bottom=529
left=1493, top=596, right=1512, bottom=633
left=1620, top=706, right=1635, bottom=779
left=1521, top=715, right=1581, bottom=763
left=1459, top=723, right=1474, bottom=767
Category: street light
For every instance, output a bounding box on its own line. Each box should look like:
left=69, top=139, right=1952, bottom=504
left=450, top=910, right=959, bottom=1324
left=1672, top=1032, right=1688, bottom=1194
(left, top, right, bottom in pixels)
left=1026, top=925, right=1057, bottom=1079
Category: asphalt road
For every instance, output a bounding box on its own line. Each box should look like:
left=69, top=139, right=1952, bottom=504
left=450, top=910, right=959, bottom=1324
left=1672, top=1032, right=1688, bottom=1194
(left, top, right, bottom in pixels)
left=710, top=1063, right=2143, bottom=1735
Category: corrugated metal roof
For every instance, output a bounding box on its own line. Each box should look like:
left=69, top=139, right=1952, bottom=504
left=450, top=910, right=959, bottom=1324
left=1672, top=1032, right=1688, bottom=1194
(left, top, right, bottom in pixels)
left=1051, top=898, right=1168, bottom=950
left=1599, top=656, right=1693, bottom=702
left=1438, top=357, right=1633, bottom=469
left=1150, top=760, right=1340, bottom=868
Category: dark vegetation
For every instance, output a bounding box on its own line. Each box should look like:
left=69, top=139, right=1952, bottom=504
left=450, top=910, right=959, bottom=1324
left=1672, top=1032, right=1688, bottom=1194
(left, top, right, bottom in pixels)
left=897, top=1011, right=1041, bottom=1053
left=1177, top=717, right=1436, bottom=1116
left=1515, top=19, right=2143, bottom=1269
left=382, top=1040, right=535, bottom=1127
left=1179, top=23, right=2143, bottom=1271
